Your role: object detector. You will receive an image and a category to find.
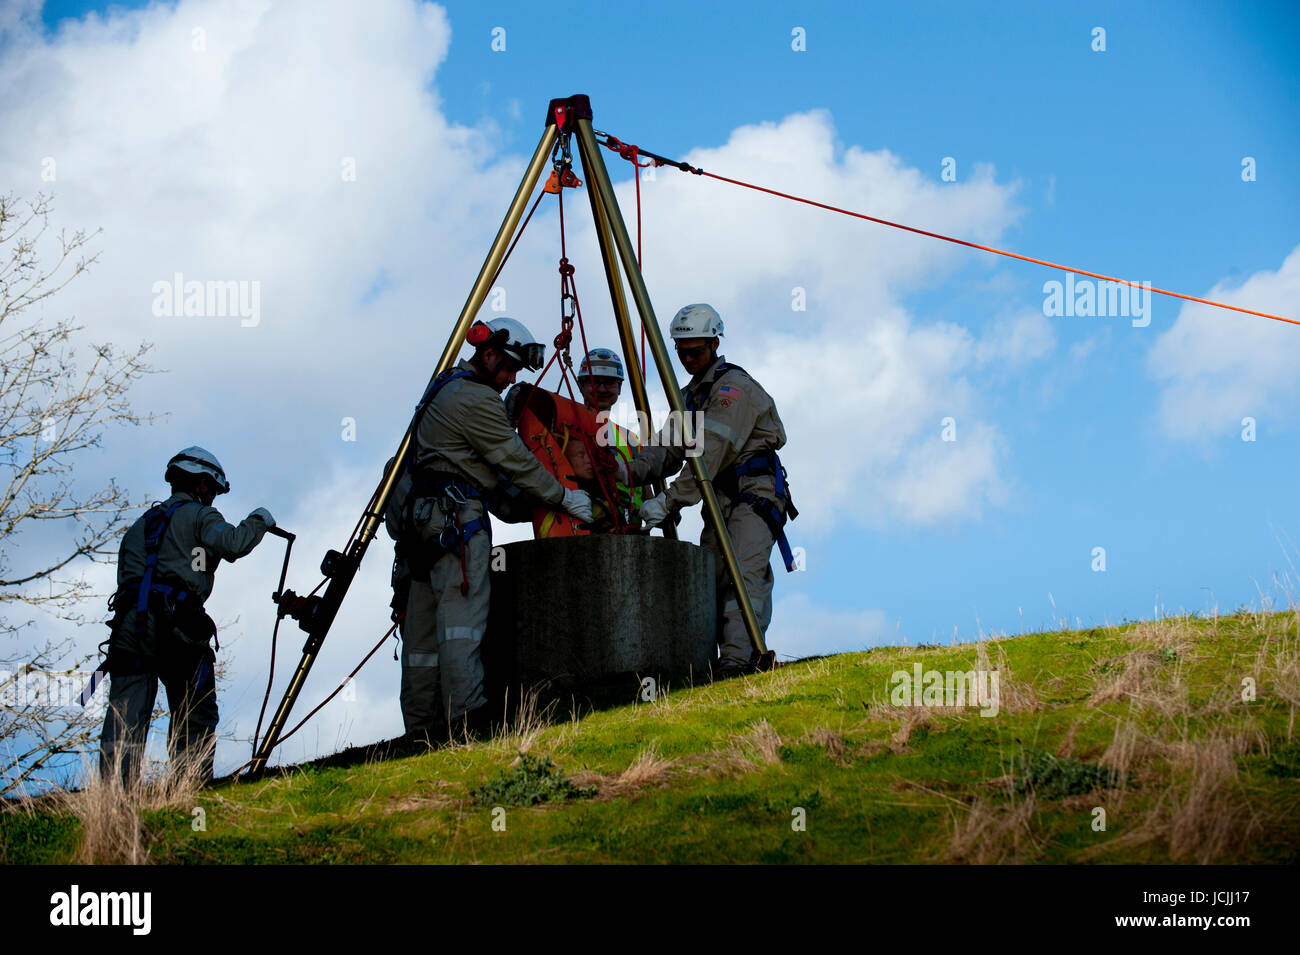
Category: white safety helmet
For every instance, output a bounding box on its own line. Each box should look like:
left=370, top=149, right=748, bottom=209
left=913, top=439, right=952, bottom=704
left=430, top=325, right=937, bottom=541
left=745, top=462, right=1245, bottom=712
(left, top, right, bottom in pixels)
left=669, top=303, right=724, bottom=339
left=577, top=347, right=624, bottom=381
left=470, top=317, right=545, bottom=371
left=165, top=446, right=230, bottom=494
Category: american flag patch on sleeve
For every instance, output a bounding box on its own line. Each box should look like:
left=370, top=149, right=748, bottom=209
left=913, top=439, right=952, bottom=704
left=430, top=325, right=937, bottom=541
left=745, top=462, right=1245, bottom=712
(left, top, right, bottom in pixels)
left=718, top=384, right=742, bottom=400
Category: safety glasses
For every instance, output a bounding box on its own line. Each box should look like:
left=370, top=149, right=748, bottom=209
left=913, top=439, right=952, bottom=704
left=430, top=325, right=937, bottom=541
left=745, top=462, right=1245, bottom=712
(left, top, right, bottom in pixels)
left=505, top=343, right=544, bottom=372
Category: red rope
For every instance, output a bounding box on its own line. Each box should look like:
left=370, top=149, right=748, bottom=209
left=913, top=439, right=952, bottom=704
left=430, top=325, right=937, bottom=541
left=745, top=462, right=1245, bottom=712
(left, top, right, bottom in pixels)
left=526, top=185, right=626, bottom=532
left=260, top=620, right=398, bottom=751
left=233, top=618, right=400, bottom=777
left=598, top=132, right=1297, bottom=328
left=601, top=135, right=660, bottom=368
left=557, top=188, right=592, bottom=373
left=634, top=151, right=646, bottom=372
left=698, top=168, right=1299, bottom=328
left=488, top=190, right=547, bottom=291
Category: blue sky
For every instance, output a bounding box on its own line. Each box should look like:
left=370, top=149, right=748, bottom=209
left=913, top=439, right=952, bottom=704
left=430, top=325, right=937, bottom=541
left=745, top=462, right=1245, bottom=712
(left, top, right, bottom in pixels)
left=4, top=0, right=1298, bottom=773
left=423, top=0, right=1300, bottom=635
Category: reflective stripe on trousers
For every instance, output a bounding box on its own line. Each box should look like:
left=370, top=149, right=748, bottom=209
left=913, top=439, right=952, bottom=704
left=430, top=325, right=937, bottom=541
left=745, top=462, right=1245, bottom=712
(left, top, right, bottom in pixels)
left=402, top=516, right=491, bottom=726
left=700, top=502, right=776, bottom=666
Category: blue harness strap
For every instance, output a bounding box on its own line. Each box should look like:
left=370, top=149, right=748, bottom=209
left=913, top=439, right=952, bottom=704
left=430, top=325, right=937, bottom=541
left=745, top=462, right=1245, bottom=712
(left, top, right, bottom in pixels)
left=719, top=451, right=800, bottom=573
left=407, top=367, right=476, bottom=473
left=740, top=492, right=796, bottom=572
left=438, top=514, right=490, bottom=553
left=414, top=472, right=484, bottom=502
left=132, top=500, right=195, bottom=636
left=402, top=368, right=493, bottom=591
left=417, top=367, right=475, bottom=409
left=97, top=499, right=200, bottom=678
left=686, top=362, right=800, bottom=572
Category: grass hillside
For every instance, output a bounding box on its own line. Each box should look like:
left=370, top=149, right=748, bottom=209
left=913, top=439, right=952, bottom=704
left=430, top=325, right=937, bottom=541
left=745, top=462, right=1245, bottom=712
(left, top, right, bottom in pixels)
left=4, top=610, right=1299, bottom=864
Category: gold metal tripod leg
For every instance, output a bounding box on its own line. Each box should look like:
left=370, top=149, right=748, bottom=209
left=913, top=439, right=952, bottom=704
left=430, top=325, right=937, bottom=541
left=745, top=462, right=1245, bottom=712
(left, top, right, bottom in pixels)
left=247, top=123, right=559, bottom=775
left=576, top=137, right=677, bottom=539
left=573, top=117, right=768, bottom=656
left=358, top=121, right=559, bottom=552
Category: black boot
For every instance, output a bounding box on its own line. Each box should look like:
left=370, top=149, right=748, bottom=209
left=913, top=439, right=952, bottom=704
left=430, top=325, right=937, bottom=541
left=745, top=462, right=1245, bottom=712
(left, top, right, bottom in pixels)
left=452, top=704, right=496, bottom=741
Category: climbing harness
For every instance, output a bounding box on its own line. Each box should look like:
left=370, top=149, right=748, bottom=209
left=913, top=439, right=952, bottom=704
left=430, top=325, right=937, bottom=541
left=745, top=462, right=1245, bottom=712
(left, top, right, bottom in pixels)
left=716, top=452, right=800, bottom=573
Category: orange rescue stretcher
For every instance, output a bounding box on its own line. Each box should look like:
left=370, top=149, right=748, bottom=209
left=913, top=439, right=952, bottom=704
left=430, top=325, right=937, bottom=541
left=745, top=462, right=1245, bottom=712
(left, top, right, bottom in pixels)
left=508, top=384, right=630, bottom=538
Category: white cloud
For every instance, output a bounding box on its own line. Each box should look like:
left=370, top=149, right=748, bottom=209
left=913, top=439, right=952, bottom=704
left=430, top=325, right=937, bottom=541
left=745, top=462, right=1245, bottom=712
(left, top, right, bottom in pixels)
left=0, top=0, right=518, bottom=446
left=1068, top=338, right=1096, bottom=362
left=974, top=309, right=1056, bottom=369
left=1147, top=245, right=1300, bottom=442
left=0, top=3, right=1046, bottom=766
left=562, top=111, right=1030, bottom=531
left=769, top=592, right=893, bottom=659
left=0, top=0, right=505, bottom=772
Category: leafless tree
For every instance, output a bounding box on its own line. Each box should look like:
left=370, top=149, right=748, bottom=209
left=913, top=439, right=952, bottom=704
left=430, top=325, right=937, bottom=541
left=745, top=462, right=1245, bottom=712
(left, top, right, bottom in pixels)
left=1, top=192, right=158, bottom=795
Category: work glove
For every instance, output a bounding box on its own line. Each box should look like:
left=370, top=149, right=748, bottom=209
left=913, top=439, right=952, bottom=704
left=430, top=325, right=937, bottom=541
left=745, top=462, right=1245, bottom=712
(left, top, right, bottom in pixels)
left=638, top=494, right=671, bottom=528
left=248, top=507, right=276, bottom=528
left=561, top=488, right=593, bottom=524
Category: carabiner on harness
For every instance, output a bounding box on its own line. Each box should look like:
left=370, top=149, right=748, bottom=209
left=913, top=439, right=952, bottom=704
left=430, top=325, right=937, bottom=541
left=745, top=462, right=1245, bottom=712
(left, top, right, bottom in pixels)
left=438, top=523, right=461, bottom=552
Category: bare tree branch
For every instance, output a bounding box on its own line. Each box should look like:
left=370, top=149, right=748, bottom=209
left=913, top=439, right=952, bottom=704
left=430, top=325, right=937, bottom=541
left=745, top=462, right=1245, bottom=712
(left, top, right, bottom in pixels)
left=1, top=192, right=164, bottom=795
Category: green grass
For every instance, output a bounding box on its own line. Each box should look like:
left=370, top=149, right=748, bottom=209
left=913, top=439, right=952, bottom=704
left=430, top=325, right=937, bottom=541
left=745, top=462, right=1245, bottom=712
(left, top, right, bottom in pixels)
left=470, top=753, right=597, bottom=807
left=5, top=609, right=1299, bottom=864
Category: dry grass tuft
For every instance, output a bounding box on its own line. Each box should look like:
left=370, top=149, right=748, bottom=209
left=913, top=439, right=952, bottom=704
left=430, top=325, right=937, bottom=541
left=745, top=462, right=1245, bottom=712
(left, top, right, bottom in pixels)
left=489, top=687, right=558, bottom=755
left=947, top=791, right=1041, bottom=864
left=384, top=780, right=458, bottom=815
left=1098, top=718, right=1143, bottom=801
left=1255, top=622, right=1300, bottom=738
left=1128, top=617, right=1199, bottom=652
left=734, top=719, right=783, bottom=765
left=737, top=665, right=801, bottom=702
left=1055, top=720, right=1080, bottom=759
left=569, top=743, right=677, bottom=799
left=695, top=719, right=786, bottom=777
left=889, top=709, right=932, bottom=753
left=618, top=743, right=674, bottom=787
left=860, top=701, right=944, bottom=753
left=986, top=644, right=1043, bottom=715
left=1086, top=717, right=1271, bottom=863
left=809, top=726, right=848, bottom=764
left=1090, top=650, right=1167, bottom=706
left=51, top=741, right=214, bottom=865
left=1162, top=733, right=1257, bottom=863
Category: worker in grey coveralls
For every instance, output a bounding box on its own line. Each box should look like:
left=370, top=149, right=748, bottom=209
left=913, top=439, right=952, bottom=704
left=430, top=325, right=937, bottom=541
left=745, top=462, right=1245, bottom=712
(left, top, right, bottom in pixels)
left=632, top=304, right=792, bottom=677
left=404, top=317, right=593, bottom=735
left=99, top=447, right=274, bottom=785
left=382, top=461, right=430, bottom=735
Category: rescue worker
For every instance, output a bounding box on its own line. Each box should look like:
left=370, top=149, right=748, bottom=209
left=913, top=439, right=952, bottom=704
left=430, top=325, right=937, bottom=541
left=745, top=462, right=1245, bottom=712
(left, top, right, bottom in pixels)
left=577, top=347, right=644, bottom=525
left=99, top=447, right=275, bottom=786
left=382, top=458, right=441, bottom=740
left=632, top=305, right=797, bottom=678
left=405, top=317, right=593, bottom=735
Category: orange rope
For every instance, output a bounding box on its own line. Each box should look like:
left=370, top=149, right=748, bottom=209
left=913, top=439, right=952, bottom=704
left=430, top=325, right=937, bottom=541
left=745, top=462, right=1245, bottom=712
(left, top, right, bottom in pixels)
left=697, top=169, right=1298, bottom=327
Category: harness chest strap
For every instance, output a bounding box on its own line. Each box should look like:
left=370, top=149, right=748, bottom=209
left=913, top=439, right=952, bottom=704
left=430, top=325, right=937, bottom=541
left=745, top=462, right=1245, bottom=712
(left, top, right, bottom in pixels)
left=683, top=362, right=801, bottom=572
left=132, top=500, right=197, bottom=635
left=93, top=499, right=206, bottom=685
left=406, top=367, right=477, bottom=479
left=406, top=367, right=494, bottom=591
